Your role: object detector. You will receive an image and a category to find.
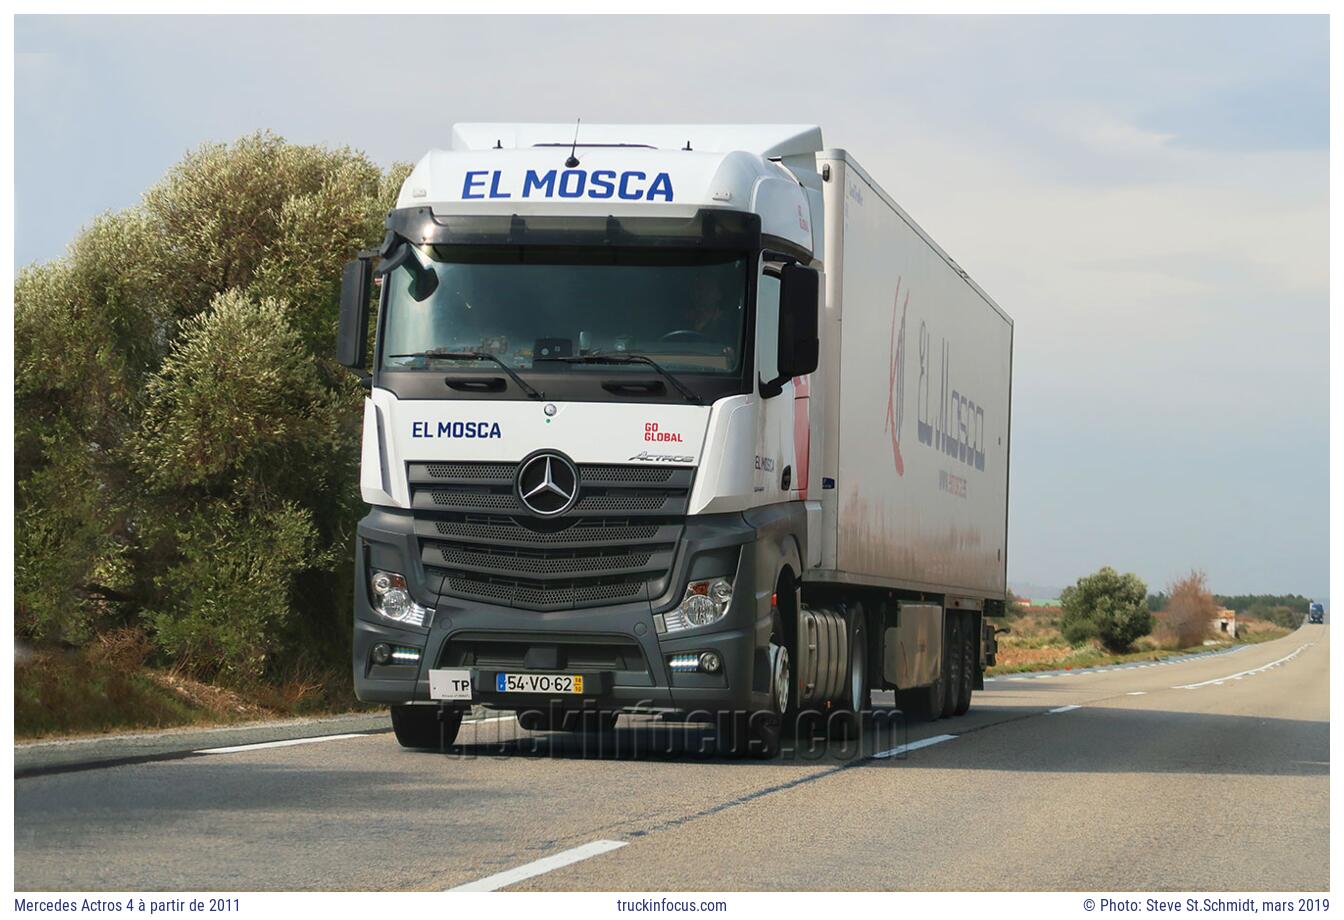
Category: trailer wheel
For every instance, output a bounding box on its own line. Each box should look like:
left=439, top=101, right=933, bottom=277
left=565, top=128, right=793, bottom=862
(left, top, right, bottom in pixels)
left=830, top=607, right=870, bottom=740
left=953, top=613, right=975, bottom=716
left=391, top=704, right=462, bottom=750
left=941, top=611, right=964, bottom=719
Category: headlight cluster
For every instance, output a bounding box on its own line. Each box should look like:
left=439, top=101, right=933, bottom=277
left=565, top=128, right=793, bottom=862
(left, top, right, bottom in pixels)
left=662, top=577, right=733, bottom=633
left=370, top=570, right=432, bottom=627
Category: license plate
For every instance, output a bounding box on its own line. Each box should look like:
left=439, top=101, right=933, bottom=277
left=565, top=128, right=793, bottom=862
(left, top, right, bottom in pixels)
left=496, top=673, right=585, bottom=695
left=428, top=668, right=473, bottom=701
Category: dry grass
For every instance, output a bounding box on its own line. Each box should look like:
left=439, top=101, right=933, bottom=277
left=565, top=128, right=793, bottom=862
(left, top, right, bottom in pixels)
left=1234, top=615, right=1291, bottom=644
left=989, top=603, right=1239, bottom=676
left=16, top=627, right=373, bottom=741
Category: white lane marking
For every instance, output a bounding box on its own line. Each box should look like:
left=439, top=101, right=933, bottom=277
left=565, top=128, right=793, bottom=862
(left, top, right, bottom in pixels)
left=1127, top=691, right=1147, bottom=696
left=451, top=725, right=967, bottom=889
left=196, top=715, right=519, bottom=755
left=197, top=733, right=366, bottom=755
left=1172, top=644, right=1313, bottom=690
left=873, top=733, right=958, bottom=760
left=1046, top=704, right=1081, bottom=714
left=448, top=839, right=627, bottom=892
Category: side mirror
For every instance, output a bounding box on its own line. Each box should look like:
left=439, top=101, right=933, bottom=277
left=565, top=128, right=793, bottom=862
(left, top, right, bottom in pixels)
left=337, top=255, right=373, bottom=372
left=777, top=263, right=820, bottom=379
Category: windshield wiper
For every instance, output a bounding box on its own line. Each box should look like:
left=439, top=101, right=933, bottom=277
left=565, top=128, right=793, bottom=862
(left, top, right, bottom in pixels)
left=549, top=353, right=701, bottom=404
left=387, top=349, right=543, bottom=400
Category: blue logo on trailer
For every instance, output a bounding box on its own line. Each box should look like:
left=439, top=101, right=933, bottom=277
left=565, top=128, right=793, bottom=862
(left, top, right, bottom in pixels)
left=462, top=169, right=674, bottom=202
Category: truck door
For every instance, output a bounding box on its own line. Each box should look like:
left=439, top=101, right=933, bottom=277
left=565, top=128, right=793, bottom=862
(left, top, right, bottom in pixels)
left=754, top=264, right=797, bottom=502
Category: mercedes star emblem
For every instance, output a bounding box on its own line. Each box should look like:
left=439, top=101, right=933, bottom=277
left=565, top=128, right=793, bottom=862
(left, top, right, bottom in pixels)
left=516, top=452, right=580, bottom=516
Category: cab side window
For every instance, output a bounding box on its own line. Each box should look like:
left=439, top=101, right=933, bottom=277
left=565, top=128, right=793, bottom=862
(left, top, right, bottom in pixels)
left=756, top=270, right=781, bottom=385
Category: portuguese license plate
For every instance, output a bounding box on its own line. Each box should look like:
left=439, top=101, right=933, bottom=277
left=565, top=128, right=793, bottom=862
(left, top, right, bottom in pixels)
left=496, top=673, right=585, bottom=694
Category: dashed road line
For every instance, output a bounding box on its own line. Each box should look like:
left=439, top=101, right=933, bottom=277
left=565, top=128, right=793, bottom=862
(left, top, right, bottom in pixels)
left=197, top=734, right=367, bottom=755
left=873, top=733, right=958, bottom=760
left=1172, top=644, right=1312, bottom=690
left=1046, top=704, right=1082, bottom=714
left=448, top=839, right=627, bottom=891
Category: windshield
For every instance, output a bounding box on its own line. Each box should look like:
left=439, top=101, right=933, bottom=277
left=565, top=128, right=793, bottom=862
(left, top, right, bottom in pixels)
left=379, top=246, right=749, bottom=375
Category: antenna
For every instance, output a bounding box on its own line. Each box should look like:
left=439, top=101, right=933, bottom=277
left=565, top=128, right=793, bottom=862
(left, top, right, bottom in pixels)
left=565, top=118, right=581, bottom=168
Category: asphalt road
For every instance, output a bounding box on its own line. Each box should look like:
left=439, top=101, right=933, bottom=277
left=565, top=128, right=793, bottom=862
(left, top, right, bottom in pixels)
left=14, top=626, right=1329, bottom=891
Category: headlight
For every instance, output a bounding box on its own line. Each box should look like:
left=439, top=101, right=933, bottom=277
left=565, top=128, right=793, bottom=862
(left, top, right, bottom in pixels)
left=369, top=569, right=432, bottom=627
left=661, top=577, right=733, bottom=633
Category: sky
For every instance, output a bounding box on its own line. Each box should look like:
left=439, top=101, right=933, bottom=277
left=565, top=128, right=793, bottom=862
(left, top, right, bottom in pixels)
left=14, top=15, right=1330, bottom=598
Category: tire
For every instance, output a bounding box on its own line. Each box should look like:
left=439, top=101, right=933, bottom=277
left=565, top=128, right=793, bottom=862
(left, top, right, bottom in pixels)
left=940, top=610, right=963, bottom=719
left=830, top=607, right=871, bottom=740
left=391, top=704, right=462, bottom=750
left=718, top=635, right=788, bottom=759
left=953, top=612, right=976, bottom=716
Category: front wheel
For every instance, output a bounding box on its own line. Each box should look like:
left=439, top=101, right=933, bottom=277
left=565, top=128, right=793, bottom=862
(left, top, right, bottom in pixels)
left=391, top=704, right=463, bottom=750
left=717, top=640, right=788, bottom=759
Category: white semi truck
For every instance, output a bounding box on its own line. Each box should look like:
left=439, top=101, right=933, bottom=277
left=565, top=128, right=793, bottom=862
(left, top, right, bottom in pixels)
left=338, top=123, right=1013, bottom=757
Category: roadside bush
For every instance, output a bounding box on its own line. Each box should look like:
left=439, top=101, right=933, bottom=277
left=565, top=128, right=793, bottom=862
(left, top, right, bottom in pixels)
left=1061, top=615, right=1100, bottom=645
left=1250, top=604, right=1304, bottom=630
left=14, top=131, right=408, bottom=687
left=1060, top=566, right=1153, bottom=653
left=142, top=501, right=319, bottom=681
left=1160, top=571, right=1217, bottom=648
left=130, top=290, right=336, bottom=493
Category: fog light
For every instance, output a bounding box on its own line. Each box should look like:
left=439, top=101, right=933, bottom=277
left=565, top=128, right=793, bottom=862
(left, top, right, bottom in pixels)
left=371, top=643, right=391, bottom=665
left=390, top=646, right=421, bottom=663
left=699, top=651, right=722, bottom=673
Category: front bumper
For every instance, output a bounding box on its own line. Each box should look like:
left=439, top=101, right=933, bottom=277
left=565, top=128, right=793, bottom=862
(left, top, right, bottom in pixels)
left=352, top=508, right=768, bottom=718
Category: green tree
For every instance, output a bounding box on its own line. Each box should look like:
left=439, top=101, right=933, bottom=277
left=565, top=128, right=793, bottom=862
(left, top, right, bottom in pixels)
left=15, top=131, right=407, bottom=680
left=1060, top=566, right=1153, bottom=652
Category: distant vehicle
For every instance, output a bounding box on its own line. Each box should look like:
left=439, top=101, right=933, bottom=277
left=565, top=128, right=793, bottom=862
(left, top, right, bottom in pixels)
left=1308, top=602, right=1324, bottom=624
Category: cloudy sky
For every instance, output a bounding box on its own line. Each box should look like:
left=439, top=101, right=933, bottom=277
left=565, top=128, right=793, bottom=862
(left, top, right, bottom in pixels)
left=15, top=15, right=1330, bottom=598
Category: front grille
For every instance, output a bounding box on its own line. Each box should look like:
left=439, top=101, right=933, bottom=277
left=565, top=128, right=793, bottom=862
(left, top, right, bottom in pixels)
left=424, top=462, right=516, bottom=480
left=432, top=518, right=660, bottom=545
left=444, top=574, right=648, bottom=610
left=435, top=546, right=655, bottom=577
left=409, top=460, right=693, bottom=611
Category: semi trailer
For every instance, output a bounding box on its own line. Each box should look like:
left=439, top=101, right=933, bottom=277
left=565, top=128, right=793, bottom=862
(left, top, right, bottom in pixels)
left=1308, top=602, right=1324, bottom=624
left=337, top=123, right=1014, bottom=757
